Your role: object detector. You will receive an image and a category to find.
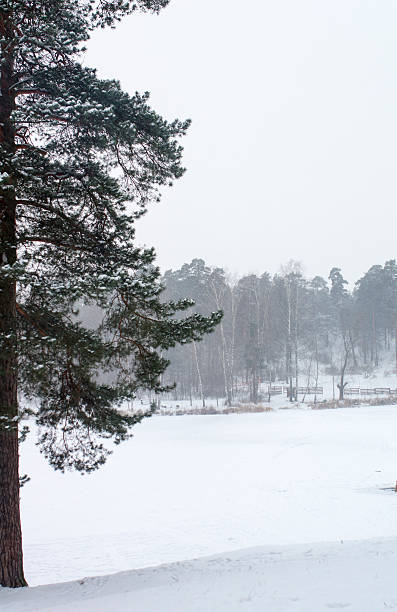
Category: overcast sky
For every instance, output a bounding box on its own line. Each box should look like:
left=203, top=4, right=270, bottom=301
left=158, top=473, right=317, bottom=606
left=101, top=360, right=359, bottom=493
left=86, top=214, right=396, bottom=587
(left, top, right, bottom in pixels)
left=86, top=0, right=397, bottom=283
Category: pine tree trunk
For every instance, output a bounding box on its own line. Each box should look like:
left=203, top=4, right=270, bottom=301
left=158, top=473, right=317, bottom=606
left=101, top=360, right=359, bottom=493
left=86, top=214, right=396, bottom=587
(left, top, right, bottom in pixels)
left=0, top=11, right=27, bottom=587
left=0, top=248, right=26, bottom=587
left=0, top=418, right=26, bottom=588
left=0, top=185, right=26, bottom=590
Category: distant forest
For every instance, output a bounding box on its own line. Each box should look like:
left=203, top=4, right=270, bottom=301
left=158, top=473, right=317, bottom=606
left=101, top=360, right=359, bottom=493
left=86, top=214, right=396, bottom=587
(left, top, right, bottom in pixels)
left=160, top=259, right=397, bottom=404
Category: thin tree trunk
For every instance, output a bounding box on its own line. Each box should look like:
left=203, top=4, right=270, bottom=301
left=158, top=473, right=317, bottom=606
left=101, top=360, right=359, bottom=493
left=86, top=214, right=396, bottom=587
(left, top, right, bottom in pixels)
left=314, top=339, right=319, bottom=404
left=0, top=12, right=27, bottom=588
left=349, top=329, right=358, bottom=369
left=395, top=329, right=397, bottom=372
left=286, top=282, right=293, bottom=402
left=372, top=311, right=378, bottom=366
left=230, top=288, right=236, bottom=402
left=294, top=280, right=299, bottom=401
left=288, top=344, right=293, bottom=402
left=192, top=341, right=205, bottom=408
left=302, top=354, right=313, bottom=403
left=251, top=285, right=260, bottom=405
left=251, top=365, right=259, bottom=404
left=211, top=281, right=232, bottom=406
left=337, top=341, right=349, bottom=400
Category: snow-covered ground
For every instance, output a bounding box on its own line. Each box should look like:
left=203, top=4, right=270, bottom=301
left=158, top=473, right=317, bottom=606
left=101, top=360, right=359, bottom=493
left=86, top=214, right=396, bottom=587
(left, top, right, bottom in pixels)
left=3, top=538, right=397, bottom=612
left=3, top=404, right=397, bottom=610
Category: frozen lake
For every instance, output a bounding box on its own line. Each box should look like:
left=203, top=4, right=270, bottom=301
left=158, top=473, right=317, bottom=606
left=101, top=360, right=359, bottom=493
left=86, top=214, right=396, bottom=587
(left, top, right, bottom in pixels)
left=20, top=405, right=397, bottom=586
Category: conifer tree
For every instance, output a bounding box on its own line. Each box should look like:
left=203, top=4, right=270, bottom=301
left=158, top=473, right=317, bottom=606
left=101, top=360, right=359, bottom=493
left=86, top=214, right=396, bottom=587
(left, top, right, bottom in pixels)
left=0, top=0, right=221, bottom=587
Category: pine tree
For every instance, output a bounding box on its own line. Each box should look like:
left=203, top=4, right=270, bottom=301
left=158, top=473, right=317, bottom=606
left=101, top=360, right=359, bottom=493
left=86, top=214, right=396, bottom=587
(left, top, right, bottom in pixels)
left=0, top=0, right=222, bottom=587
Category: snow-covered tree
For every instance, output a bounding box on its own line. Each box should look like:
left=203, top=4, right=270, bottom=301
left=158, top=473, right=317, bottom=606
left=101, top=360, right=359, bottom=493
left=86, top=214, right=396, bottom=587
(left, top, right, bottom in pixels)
left=0, top=0, right=222, bottom=587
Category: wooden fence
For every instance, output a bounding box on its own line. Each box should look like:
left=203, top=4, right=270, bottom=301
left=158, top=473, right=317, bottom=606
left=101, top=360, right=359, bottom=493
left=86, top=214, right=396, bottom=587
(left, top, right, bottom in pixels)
left=267, top=386, right=283, bottom=396
left=345, top=387, right=397, bottom=396
left=286, top=387, right=323, bottom=397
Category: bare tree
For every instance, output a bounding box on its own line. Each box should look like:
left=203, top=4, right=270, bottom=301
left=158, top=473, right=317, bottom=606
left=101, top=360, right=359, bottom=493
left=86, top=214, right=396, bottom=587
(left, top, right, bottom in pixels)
left=337, top=337, right=350, bottom=400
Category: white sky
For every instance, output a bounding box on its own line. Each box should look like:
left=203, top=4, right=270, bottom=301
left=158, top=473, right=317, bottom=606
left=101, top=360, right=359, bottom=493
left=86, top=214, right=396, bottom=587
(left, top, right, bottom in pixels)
left=86, top=0, right=397, bottom=283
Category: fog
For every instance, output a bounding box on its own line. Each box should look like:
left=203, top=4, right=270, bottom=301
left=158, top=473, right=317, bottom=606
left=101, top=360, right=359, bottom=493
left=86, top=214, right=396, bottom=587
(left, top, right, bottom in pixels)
left=86, top=0, right=397, bottom=283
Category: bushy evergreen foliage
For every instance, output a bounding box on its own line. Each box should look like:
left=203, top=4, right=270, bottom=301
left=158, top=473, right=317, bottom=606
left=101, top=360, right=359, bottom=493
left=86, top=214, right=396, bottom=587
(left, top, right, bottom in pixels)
left=1, top=0, right=221, bottom=469
left=0, top=0, right=221, bottom=587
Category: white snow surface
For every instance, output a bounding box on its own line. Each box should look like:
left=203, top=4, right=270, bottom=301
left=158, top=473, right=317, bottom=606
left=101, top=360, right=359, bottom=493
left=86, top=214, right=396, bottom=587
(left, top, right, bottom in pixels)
left=3, top=405, right=397, bottom=610
left=3, top=538, right=397, bottom=611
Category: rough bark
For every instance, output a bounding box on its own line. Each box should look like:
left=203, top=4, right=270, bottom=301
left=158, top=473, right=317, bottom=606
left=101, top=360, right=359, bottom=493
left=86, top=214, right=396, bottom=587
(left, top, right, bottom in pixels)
left=0, top=11, right=27, bottom=588
left=0, top=426, right=26, bottom=588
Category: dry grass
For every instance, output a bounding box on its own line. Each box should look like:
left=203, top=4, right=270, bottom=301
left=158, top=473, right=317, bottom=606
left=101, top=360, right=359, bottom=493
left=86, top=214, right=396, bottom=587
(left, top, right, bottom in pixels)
left=157, top=403, right=272, bottom=416
left=310, top=397, right=397, bottom=410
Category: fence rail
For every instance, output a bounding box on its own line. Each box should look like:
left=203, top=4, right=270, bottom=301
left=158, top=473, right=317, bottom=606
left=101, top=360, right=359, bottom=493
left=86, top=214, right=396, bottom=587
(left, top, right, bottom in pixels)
left=286, top=387, right=323, bottom=396
left=345, top=387, right=397, bottom=396
left=267, top=386, right=283, bottom=396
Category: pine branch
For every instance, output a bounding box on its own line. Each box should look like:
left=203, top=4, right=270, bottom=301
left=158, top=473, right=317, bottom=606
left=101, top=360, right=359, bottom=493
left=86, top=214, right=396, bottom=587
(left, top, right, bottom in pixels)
left=15, top=89, right=50, bottom=96
left=15, top=303, right=47, bottom=338
left=22, top=237, right=88, bottom=251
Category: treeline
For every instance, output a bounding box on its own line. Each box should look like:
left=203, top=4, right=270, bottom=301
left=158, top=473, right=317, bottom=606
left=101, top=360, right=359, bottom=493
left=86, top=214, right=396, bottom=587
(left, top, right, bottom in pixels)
left=160, top=258, right=397, bottom=404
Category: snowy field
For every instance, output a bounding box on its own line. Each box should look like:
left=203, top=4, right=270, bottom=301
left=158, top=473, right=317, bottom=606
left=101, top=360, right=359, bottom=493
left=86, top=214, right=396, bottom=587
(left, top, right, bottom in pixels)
left=3, top=538, right=397, bottom=611
left=3, top=405, right=397, bottom=610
